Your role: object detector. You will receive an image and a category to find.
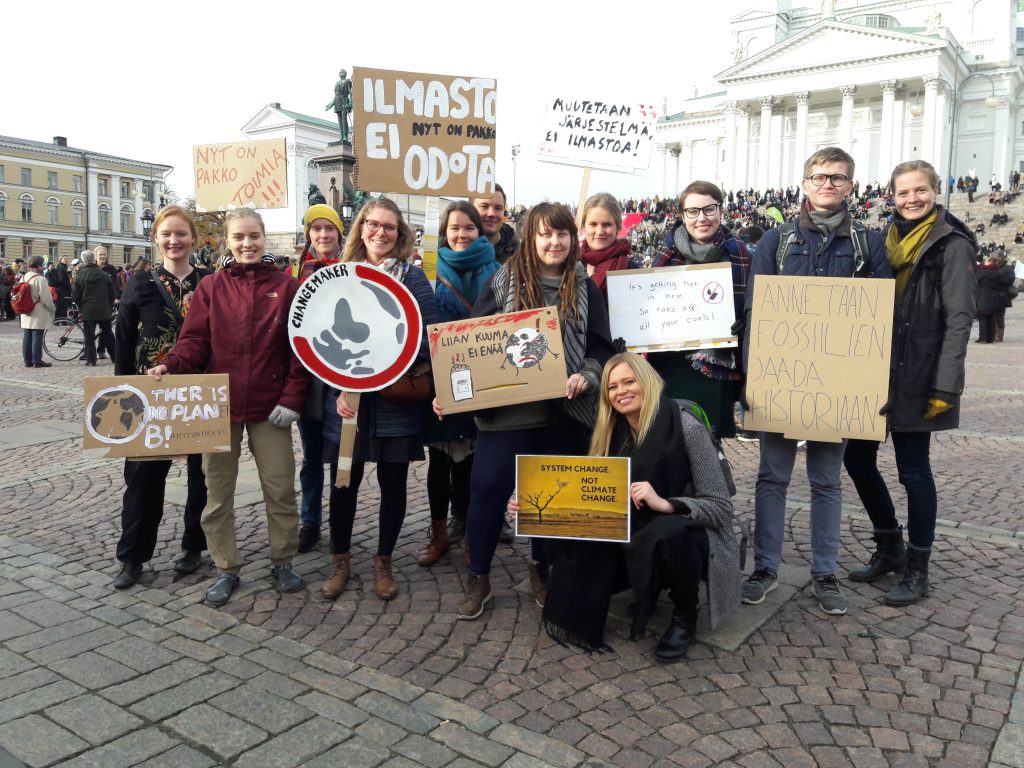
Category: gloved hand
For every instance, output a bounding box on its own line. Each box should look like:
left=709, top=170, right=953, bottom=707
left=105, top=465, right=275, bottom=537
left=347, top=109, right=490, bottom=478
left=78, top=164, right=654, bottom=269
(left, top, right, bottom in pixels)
left=730, top=318, right=746, bottom=339
left=268, top=404, right=300, bottom=428
left=878, top=398, right=893, bottom=416
left=923, top=398, right=953, bottom=420
left=739, top=385, right=750, bottom=412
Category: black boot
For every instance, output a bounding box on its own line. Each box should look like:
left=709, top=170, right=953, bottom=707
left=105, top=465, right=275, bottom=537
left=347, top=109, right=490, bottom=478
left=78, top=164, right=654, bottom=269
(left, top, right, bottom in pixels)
left=655, top=609, right=697, bottom=663
left=884, top=546, right=930, bottom=606
left=848, top=528, right=906, bottom=583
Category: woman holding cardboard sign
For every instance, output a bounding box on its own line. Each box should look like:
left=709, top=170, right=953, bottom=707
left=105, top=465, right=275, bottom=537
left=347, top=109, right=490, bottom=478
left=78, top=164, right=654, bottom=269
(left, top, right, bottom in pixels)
left=418, top=202, right=498, bottom=566
left=650, top=181, right=750, bottom=438
left=148, top=209, right=309, bottom=607
left=434, top=202, right=615, bottom=620
left=326, top=198, right=439, bottom=602
left=843, top=160, right=976, bottom=607
left=541, top=352, right=740, bottom=660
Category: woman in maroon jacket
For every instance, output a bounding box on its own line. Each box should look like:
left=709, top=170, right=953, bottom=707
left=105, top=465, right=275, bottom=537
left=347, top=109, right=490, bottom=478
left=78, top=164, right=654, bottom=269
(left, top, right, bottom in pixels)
left=149, top=209, right=309, bottom=607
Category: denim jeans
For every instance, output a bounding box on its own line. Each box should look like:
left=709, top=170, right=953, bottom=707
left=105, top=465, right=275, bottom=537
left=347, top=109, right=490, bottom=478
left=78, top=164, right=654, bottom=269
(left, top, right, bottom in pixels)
left=22, top=328, right=44, bottom=365
left=844, top=433, right=936, bottom=549
left=297, top=416, right=324, bottom=529
left=753, top=430, right=847, bottom=577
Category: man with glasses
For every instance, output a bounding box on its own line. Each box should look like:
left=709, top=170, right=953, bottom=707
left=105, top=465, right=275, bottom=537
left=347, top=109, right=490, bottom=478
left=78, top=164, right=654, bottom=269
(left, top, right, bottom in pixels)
left=740, top=147, right=892, bottom=617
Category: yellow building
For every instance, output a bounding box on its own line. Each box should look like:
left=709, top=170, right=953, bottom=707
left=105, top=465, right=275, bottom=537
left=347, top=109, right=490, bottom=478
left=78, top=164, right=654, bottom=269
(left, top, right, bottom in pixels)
left=0, top=135, right=171, bottom=266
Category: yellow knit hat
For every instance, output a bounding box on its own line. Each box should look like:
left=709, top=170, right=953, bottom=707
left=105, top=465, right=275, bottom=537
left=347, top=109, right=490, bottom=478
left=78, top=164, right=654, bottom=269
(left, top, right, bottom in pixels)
left=303, top=204, right=344, bottom=239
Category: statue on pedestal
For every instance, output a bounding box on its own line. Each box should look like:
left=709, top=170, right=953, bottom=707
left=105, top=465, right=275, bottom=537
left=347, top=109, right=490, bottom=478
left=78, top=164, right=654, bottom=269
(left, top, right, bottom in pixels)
left=325, top=69, right=353, bottom=145
left=307, top=184, right=327, bottom=206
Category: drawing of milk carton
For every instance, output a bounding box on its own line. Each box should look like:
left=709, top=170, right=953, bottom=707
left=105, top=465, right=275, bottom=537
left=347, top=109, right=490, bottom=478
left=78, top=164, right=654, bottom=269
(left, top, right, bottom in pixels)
left=451, top=362, right=474, bottom=402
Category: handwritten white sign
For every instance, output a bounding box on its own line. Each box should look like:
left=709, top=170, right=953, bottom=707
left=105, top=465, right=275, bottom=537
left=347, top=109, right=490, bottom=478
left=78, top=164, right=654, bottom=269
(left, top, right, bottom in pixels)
left=537, top=98, right=657, bottom=173
left=607, top=264, right=737, bottom=352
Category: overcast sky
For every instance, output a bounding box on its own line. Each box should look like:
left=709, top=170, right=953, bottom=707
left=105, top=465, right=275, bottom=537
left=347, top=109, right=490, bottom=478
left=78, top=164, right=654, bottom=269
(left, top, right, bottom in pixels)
left=7, top=1, right=735, bottom=206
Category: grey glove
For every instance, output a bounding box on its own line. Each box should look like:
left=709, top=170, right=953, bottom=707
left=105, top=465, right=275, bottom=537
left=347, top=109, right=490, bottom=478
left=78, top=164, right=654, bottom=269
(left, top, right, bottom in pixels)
left=268, top=404, right=300, bottom=428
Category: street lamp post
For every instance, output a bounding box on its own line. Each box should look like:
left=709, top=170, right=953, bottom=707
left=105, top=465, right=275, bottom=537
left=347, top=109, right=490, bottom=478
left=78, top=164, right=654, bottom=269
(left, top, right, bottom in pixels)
left=943, top=72, right=999, bottom=208
left=141, top=209, right=155, bottom=239
left=511, top=144, right=521, bottom=209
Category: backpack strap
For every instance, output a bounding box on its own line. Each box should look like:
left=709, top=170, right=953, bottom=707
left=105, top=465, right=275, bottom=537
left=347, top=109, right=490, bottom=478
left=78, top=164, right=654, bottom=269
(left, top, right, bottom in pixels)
left=436, top=275, right=473, bottom=313
left=849, top=220, right=870, bottom=278
left=149, top=269, right=184, bottom=327
left=774, top=221, right=799, bottom=275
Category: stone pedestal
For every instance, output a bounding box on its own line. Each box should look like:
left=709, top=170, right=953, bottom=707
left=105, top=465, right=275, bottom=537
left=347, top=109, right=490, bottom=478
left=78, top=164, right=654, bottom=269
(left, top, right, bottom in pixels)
left=311, top=143, right=356, bottom=220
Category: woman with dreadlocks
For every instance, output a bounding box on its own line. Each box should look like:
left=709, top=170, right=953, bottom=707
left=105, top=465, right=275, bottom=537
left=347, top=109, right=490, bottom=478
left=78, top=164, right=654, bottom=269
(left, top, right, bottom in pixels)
left=433, top=202, right=615, bottom=620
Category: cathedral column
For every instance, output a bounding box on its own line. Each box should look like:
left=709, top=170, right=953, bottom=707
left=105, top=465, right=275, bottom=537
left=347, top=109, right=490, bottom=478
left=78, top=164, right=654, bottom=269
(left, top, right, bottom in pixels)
left=921, top=76, right=940, bottom=165
left=838, top=85, right=857, bottom=153
left=656, top=144, right=669, bottom=198
left=878, top=81, right=898, bottom=185
left=757, top=96, right=774, bottom=192
left=671, top=146, right=681, bottom=197
left=992, top=97, right=1011, bottom=182
left=735, top=108, right=750, bottom=191
left=722, top=103, right=737, bottom=191
left=793, top=92, right=809, bottom=186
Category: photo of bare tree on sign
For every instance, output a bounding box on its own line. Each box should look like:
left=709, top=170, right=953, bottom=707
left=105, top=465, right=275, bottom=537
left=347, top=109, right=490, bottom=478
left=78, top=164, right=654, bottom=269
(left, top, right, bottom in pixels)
left=515, top=455, right=631, bottom=543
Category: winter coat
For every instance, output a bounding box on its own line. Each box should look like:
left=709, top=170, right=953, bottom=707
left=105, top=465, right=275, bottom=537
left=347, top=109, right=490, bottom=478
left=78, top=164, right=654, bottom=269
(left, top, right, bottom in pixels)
left=100, top=264, right=122, bottom=299
left=885, top=209, right=976, bottom=432
left=493, top=223, right=520, bottom=265
left=161, top=262, right=309, bottom=423
left=17, top=271, right=56, bottom=330
left=975, top=264, right=1014, bottom=315
left=71, top=263, right=115, bottom=322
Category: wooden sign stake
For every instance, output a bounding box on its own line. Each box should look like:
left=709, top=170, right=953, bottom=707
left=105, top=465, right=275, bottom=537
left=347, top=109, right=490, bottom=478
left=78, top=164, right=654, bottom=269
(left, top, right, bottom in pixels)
left=334, top=392, right=361, bottom=488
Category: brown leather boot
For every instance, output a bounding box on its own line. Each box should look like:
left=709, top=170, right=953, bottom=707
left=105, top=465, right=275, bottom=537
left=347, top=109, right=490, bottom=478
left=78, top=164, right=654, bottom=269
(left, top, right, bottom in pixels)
left=417, top=519, right=450, bottom=567
left=373, top=555, right=398, bottom=600
left=457, top=573, right=492, bottom=620
left=321, top=553, right=351, bottom=600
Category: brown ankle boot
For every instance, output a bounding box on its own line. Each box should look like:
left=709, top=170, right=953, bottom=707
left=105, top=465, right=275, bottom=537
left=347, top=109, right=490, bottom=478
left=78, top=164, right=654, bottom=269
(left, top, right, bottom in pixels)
left=373, top=555, right=398, bottom=600
left=417, top=519, right=450, bottom=566
left=321, top=553, right=351, bottom=600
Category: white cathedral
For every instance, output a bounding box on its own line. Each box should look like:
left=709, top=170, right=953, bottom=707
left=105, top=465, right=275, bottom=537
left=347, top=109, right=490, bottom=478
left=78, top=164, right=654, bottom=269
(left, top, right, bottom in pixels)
left=655, top=0, right=1024, bottom=195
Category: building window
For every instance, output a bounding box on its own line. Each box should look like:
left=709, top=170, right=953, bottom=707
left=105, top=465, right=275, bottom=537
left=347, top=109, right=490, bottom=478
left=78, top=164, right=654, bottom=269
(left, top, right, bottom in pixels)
left=98, top=205, right=110, bottom=231
left=120, top=209, right=134, bottom=234
left=20, top=195, right=33, bottom=223
left=48, top=172, right=58, bottom=190
left=143, top=183, right=151, bottom=201
left=48, top=241, right=59, bottom=261
left=0, top=195, right=5, bottom=220
left=121, top=180, right=131, bottom=198
left=72, top=202, right=84, bottom=228
left=145, top=247, right=152, bottom=261
left=23, top=242, right=32, bottom=259
left=73, top=176, right=82, bottom=192
left=73, top=242, right=83, bottom=258
left=98, top=178, right=109, bottom=196
left=0, top=166, right=5, bottom=183
left=49, top=204, right=58, bottom=225
left=123, top=246, right=132, bottom=265
left=21, top=168, right=31, bottom=186
left=0, top=238, right=5, bottom=259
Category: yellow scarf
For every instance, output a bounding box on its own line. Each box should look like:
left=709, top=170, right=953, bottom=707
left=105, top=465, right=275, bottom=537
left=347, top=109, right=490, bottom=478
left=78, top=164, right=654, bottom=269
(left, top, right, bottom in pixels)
left=886, top=211, right=937, bottom=300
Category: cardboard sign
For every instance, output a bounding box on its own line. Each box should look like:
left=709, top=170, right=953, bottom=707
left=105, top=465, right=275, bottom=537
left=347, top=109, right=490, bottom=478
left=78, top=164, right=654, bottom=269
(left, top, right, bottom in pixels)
left=352, top=67, right=497, bottom=197
left=288, top=263, right=422, bottom=392
left=745, top=276, right=895, bottom=442
left=193, top=139, right=288, bottom=211
left=83, top=374, right=231, bottom=458
left=537, top=98, right=657, bottom=173
left=607, top=264, right=737, bottom=352
left=515, top=456, right=631, bottom=543
left=428, top=308, right=568, bottom=414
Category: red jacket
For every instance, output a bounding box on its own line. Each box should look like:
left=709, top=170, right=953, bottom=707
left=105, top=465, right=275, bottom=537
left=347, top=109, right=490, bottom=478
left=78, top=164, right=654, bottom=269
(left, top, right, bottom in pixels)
left=163, top=262, right=309, bottom=423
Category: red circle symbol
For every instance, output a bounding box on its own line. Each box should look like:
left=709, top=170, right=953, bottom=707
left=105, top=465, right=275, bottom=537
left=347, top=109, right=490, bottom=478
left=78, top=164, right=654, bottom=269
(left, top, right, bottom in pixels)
left=288, top=263, right=423, bottom=392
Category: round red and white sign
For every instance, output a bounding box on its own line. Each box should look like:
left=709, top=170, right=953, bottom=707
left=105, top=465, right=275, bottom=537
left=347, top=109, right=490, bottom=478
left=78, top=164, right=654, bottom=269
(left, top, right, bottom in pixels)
left=288, top=263, right=423, bottom=392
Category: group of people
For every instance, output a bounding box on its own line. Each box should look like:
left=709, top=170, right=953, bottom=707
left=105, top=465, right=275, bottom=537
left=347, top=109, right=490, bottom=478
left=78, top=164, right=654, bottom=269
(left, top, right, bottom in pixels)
left=40, top=144, right=985, bottom=663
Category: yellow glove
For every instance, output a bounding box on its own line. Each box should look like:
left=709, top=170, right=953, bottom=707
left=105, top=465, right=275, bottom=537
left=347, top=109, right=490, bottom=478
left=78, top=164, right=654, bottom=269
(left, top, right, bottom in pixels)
left=923, top=398, right=953, bottom=420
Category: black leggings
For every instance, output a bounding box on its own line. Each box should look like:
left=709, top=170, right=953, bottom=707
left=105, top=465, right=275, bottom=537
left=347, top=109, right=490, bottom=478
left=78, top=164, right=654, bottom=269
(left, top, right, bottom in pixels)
left=427, top=447, right=472, bottom=521
left=655, top=528, right=709, bottom=616
left=328, top=461, right=409, bottom=556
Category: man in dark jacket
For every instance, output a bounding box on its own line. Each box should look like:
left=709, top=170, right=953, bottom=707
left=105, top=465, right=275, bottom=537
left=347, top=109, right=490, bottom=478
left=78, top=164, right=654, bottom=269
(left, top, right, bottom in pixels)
left=473, top=183, right=519, bottom=265
left=740, top=147, right=893, bottom=617
left=53, top=255, right=73, bottom=319
left=94, top=246, right=120, bottom=359
left=71, top=250, right=115, bottom=366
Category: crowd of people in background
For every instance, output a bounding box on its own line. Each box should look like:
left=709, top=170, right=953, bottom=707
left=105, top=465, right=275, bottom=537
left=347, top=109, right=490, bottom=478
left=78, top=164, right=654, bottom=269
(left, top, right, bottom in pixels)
left=2, top=148, right=1021, bottom=663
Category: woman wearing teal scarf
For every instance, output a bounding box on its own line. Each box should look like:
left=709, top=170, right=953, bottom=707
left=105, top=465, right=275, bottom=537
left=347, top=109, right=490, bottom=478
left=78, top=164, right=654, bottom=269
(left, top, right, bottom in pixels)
left=419, top=202, right=498, bottom=566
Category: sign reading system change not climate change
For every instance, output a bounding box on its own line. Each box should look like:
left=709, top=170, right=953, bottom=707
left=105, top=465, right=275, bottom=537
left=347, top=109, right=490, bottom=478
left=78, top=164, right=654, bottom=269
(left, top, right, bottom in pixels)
left=353, top=67, right=497, bottom=197
left=83, top=374, right=231, bottom=458
left=745, top=276, right=895, bottom=442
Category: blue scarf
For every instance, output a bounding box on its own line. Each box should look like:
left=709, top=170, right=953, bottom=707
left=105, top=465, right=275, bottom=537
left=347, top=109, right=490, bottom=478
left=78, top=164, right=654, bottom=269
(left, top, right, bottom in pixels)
left=435, top=236, right=498, bottom=321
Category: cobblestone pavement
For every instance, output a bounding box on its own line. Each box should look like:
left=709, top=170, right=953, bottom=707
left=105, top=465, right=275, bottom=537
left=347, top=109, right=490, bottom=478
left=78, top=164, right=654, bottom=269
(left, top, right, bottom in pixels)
left=0, top=239, right=1022, bottom=766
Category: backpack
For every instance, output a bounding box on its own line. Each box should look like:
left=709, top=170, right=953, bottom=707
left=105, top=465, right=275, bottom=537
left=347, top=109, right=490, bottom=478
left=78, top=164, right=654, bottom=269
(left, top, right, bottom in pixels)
left=674, top=399, right=736, bottom=497
left=10, top=275, right=37, bottom=315
left=775, top=219, right=872, bottom=277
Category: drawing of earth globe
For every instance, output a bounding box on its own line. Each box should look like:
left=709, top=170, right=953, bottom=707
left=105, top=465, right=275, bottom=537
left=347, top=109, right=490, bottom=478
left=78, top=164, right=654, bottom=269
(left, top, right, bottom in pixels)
left=86, top=386, right=150, bottom=444
left=310, top=279, right=408, bottom=377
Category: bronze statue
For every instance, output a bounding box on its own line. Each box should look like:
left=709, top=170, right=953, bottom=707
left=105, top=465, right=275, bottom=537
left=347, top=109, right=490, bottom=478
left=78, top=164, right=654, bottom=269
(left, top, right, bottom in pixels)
left=326, top=69, right=353, bottom=145
left=307, top=184, right=327, bottom=206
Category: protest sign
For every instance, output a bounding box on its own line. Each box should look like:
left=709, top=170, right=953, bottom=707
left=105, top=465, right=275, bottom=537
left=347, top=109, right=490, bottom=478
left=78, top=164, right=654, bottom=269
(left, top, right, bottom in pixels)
left=515, top=456, right=631, bottom=543
left=428, top=308, right=567, bottom=414
left=607, top=264, right=737, bottom=352
left=537, top=98, right=657, bottom=173
left=193, top=139, right=288, bottom=211
left=288, top=262, right=422, bottom=392
left=352, top=67, right=497, bottom=197
left=83, top=374, right=230, bottom=458
left=745, top=276, right=895, bottom=442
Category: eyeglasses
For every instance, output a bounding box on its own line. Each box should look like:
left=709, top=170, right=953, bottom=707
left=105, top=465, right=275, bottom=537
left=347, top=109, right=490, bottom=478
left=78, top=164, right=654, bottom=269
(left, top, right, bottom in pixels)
left=363, top=219, right=398, bottom=235
left=805, top=174, right=850, bottom=187
left=682, top=204, right=720, bottom=219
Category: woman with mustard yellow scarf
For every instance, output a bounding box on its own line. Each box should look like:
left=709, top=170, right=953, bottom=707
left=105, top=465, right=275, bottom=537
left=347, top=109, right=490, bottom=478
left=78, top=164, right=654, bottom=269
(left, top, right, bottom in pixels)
left=843, top=160, right=977, bottom=608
